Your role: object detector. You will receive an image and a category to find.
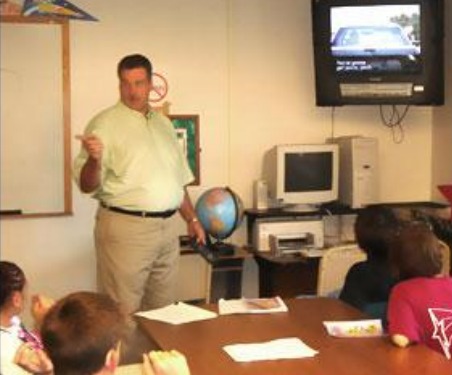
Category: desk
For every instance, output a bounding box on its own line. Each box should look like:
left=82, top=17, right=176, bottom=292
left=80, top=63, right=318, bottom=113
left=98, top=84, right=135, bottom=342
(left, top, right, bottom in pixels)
left=245, top=202, right=449, bottom=240
left=245, top=202, right=450, bottom=296
left=136, top=298, right=452, bottom=375
left=255, top=252, right=319, bottom=297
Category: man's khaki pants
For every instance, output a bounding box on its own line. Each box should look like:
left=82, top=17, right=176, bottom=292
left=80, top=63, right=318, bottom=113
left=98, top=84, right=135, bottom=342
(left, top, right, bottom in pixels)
left=95, top=206, right=180, bottom=314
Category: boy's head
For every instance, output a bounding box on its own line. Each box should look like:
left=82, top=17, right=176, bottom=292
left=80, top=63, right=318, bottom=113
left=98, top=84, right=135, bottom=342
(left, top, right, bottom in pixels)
left=390, top=221, right=443, bottom=280
left=0, top=261, right=26, bottom=311
left=355, top=205, right=399, bottom=261
left=41, top=291, right=127, bottom=375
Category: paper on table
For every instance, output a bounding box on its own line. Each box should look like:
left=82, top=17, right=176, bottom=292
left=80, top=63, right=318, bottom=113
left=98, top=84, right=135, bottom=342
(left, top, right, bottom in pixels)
left=219, top=296, right=288, bottom=315
left=323, top=319, right=383, bottom=338
left=135, top=302, right=218, bottom=325
left=223, top=337, right=318, bottom=362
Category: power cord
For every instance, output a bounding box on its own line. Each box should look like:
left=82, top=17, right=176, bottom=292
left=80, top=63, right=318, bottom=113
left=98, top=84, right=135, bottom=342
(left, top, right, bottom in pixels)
left=379, top=104, right=410, bottom=143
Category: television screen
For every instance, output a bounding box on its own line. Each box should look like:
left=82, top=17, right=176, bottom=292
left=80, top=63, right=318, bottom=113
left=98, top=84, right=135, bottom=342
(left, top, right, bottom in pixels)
left=331, top=5, right=421, bottom=75
left=311, top=0, right=444, bottom=106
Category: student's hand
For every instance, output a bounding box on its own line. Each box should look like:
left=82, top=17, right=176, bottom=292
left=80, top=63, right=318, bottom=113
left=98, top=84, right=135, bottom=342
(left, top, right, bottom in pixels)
left=391, top=334, right=411, bottom=348
left=15, top=343, right=54, bottom=374
left=31, top=294, right=55, bottom=328
left=142, top=350, right=190, bottom=375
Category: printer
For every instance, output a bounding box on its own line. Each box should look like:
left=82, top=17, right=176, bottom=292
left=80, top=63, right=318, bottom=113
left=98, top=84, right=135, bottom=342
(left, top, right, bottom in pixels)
left=252, top=217, right=324, bottom=255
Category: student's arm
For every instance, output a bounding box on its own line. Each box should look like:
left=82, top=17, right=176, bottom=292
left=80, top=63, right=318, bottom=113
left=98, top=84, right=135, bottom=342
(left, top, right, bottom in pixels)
left=391, top=334, right=411, bottom=348
left=387, top=286, right=419, bottom=348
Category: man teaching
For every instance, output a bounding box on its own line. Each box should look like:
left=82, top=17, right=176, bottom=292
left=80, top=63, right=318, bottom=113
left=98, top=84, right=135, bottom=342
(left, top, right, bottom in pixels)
left=73, top=54, right=205, bottom=313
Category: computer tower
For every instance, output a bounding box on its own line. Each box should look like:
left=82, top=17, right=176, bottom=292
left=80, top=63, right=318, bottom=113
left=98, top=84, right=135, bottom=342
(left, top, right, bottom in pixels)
left=329, top=136, right=379, bottom=208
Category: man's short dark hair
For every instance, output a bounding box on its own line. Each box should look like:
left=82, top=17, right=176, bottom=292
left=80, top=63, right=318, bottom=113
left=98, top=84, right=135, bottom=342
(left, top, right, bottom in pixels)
left=41, top=291, right=127, bottom=375
left=391, top=221, right=443, bottom=280
left=117, top=54, right=153, bottom=79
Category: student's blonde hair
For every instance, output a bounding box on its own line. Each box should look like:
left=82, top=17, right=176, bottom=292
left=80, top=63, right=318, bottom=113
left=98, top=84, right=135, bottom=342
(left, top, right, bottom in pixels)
left=390, top=221, right=442, bottom=280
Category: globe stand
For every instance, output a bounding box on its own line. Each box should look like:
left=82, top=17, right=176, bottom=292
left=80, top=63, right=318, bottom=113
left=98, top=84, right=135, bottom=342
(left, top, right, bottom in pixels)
left=210, top=239, right=235, bottom=256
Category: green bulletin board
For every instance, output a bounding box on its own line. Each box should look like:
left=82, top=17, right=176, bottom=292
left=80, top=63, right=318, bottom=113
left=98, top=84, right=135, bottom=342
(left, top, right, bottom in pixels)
left=169, top=114, right=200, bottom=185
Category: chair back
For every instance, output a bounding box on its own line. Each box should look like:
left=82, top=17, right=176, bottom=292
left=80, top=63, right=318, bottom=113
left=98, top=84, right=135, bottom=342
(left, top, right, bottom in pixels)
left=317, top=244, right=367, bottom=297
left=438, top=240, right=451, bottom=276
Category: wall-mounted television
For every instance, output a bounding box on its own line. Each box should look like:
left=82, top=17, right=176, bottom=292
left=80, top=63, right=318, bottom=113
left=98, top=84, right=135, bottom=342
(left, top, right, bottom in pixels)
left=311, top=0, right=444, bottom=106
left=264, top=144, right=339, bottom=212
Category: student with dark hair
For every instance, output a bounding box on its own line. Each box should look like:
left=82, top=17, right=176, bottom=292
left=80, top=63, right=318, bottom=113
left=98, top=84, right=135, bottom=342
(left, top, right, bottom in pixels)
left=41, top=291, right=191, bottom=375
left=339, top=205, right=400, bottom=319
left=0, top=261, right=54, bottom=374
left=387, top=222, right=452, bottom=355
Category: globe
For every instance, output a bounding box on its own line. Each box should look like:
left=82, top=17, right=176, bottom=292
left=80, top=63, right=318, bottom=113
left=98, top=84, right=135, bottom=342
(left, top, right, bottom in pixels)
left=195, top=187, right=244, bottom=255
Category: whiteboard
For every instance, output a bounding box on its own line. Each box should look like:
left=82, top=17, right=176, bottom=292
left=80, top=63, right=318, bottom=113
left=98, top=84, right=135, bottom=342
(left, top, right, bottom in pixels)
left=0, top=17, right=71, bottom=217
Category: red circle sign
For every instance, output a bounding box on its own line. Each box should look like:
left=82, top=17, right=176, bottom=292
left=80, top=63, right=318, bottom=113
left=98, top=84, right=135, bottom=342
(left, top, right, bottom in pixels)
left=149, top=72, right=168, bottom=102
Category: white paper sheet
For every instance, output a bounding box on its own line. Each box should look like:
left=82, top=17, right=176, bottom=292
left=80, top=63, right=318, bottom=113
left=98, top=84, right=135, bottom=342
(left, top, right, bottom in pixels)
left=223, top=337, right=318, bottom=362
left=323, top=319, right=383, bottom=338
left=135, top=302, right=218, bottom=325
left=219, top=296, right=288, bottom=315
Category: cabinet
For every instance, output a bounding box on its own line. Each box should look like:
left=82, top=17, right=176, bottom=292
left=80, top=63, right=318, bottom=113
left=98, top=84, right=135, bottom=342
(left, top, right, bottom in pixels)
left=179, top=239, right=251, bottom=303
left=176, top=252, right=208, bottom=302
left=205, top=250, right=249, bottom=303
left=246, top=201, right=449, bottom=248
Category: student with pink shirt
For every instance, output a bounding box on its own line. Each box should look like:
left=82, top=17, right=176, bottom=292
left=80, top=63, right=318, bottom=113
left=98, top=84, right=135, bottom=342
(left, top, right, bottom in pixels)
left=387, top=222, right=452, bottom=356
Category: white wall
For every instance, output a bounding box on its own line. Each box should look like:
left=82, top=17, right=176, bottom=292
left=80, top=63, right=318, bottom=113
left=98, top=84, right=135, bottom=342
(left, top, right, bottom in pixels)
left=1, top=0, right=449, bottom=320
left=432, top=0, right=452, bottom=200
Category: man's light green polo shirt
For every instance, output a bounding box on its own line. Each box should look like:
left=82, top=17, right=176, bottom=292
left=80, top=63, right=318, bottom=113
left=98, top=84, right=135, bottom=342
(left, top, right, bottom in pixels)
left=73, top=102, right=193, bottom=211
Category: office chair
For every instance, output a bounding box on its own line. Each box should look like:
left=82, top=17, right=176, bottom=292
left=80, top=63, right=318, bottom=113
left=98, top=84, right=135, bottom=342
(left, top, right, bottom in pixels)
left=316, top=244, right=367, bottom=297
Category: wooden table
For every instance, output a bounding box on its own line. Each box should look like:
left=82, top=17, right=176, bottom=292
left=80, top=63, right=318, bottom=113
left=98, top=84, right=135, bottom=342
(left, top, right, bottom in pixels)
left=136, top=298, right=452, bottom=375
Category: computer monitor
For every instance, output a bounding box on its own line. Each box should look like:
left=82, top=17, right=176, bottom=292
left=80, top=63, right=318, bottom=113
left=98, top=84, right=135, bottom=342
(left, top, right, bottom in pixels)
left=264, top=144, right=339, bottom=212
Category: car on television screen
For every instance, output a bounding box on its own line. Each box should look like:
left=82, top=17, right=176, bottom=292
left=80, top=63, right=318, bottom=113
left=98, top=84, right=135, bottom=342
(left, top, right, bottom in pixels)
left=331, top=24, right=420, bottom=57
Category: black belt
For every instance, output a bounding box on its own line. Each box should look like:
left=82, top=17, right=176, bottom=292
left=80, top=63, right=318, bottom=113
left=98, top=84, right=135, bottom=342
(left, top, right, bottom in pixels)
left=100, top=202, right=176, bottom=218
